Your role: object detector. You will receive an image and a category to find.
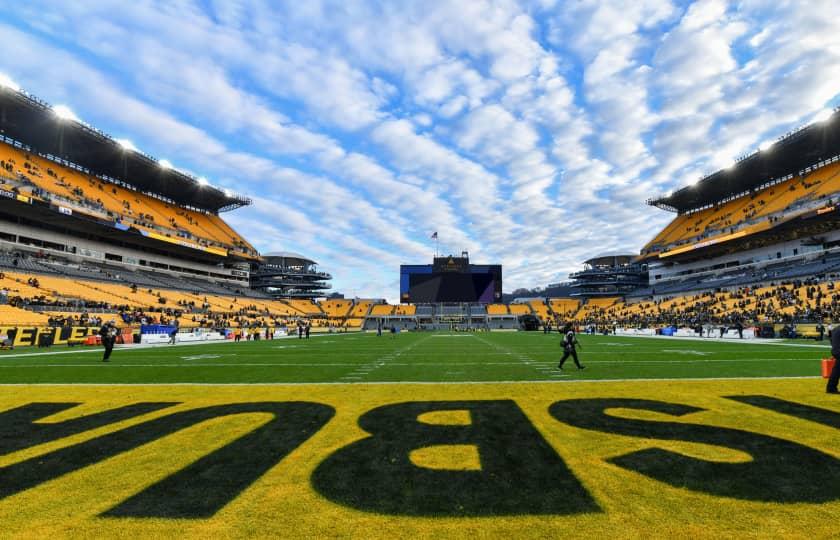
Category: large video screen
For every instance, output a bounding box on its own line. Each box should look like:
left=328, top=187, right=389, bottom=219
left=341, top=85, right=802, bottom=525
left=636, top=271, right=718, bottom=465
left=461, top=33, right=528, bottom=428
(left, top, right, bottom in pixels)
left=400, top=264, right=502, bottom=303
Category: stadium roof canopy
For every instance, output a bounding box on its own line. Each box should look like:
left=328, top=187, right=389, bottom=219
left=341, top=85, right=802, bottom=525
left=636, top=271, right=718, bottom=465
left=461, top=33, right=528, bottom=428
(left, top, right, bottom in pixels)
left=262, top=251, right=317, bottom=264
left=0, top=86, right=250, bottom=213
left=587, top=251, right=635, bottom=262
left=648, top=109, right=840, bottom=214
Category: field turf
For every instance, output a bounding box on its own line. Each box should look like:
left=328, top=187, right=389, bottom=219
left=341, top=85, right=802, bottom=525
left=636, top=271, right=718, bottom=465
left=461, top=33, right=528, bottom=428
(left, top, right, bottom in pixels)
left=1, top=332, right=838, bottom=539
left=0, top=331, right=831, bottom=384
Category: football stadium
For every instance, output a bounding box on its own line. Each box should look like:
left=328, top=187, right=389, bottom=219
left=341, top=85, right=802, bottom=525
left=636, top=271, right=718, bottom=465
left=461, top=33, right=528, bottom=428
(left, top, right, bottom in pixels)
left=1, top=2, right=839, bottom=538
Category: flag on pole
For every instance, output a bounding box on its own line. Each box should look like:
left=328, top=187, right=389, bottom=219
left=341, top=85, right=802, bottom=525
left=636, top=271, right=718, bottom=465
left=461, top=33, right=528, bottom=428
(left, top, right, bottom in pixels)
left=431, top=232, right=438, bottom=239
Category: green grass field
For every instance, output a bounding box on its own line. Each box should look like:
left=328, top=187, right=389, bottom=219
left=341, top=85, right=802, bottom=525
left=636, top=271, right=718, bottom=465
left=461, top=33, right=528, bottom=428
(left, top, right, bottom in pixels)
left=0, top=331, right=830, bottom=384
left=1, top=332, right=838, bottom=539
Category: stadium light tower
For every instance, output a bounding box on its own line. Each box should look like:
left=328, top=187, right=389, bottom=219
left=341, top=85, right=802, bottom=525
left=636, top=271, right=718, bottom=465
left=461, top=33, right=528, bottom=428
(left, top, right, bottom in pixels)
left=115, top=138, right=138, bottom=181
left=815, top=108, right=833, bottom=123
left=115, top=138, right=138, bottom=152
left=159, top=159, right=173, bottom=169
left=52, top=105, right=81, bottom=157
left=197, top=176, right=209, bottom=186
left=0, top=73, right=20, bottom=92
left=52, top=105, right=80, bottom=122
left=759, top=140, right=774, bottom=152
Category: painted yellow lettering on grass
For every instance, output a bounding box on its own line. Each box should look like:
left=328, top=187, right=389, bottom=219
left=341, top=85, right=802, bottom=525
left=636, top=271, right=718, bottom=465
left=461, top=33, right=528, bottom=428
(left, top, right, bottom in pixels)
left=410, top=444, right=481, bottom=471
left=602, top=407, right=755, bottom=463
left=416, top=410, right=471, bottom=425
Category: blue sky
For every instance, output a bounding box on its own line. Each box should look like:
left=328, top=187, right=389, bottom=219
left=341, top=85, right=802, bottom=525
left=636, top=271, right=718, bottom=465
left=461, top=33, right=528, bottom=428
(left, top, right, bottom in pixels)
left=0, top=0, right=838, bottom=301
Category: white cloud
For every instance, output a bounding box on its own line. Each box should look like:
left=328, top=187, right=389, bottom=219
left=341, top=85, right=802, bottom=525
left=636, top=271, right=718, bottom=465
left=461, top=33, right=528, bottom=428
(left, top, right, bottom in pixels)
left=2, top=0, right=840, bottom=296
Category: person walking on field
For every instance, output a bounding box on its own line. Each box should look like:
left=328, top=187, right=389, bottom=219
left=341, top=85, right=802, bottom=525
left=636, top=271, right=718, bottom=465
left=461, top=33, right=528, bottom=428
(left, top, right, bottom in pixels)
left=558, top=323, right=585, bottom=371
left=99, top=319, right=117, bottom=362
left=169, top=320, right=179, bottom=345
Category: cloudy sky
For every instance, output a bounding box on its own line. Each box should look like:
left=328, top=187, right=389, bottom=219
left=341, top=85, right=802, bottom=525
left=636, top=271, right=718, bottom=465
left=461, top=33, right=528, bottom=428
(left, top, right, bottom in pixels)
left=0, top=0, right=838, bottom=300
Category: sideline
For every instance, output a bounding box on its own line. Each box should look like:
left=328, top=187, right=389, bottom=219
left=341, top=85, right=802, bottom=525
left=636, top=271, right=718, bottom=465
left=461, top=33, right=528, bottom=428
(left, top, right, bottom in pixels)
left=0, top=375, right=821, bottom=387
left=0, top=331, right=360, bottom=359
left=0, top=357, right=817, bottom=368
left=609, top=333, right=831, bottom=348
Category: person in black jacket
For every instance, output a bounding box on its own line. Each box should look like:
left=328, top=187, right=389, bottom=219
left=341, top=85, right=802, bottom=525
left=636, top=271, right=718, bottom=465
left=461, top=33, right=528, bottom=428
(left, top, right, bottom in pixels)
left=558, top=324, right=585, bottom=370
left=99, top=320, right=117, bottom=362
left=828, top=326, right=840, bottom=394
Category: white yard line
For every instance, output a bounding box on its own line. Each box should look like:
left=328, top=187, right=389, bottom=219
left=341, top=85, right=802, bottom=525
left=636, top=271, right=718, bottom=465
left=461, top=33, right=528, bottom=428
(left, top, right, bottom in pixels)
left=0, top=357, right=820, bottom=368
left=0, top=375, right=821, bottom=387
left=338, top=334, right=434, bottom=381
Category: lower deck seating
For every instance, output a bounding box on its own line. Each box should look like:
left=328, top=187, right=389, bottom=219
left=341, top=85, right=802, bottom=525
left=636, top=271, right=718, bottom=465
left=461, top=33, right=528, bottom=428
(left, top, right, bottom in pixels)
left=527, top=300, right=551, bottom=321
left=487, top=304, right=508, bottom=315
left=394, top=304, right=416, bottom=315
left=508, top=304, right=531, bottom=315
left=0, top=305, right=50, bottom=326
left=370, top=304, right=395, bottom=316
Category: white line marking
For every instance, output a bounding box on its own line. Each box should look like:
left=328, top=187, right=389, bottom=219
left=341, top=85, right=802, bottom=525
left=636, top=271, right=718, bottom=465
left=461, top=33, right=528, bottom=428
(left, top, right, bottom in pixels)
left=0, top=357, right=819, bottom=368
left=181, top=354, right=225, bottom=361
left=0, top=376, right=820, bottom=387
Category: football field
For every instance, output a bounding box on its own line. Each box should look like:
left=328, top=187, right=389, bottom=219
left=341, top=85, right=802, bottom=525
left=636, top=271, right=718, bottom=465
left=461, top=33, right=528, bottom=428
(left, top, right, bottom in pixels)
left=0, top=331, right=830, bottom=383
left=0, top=332, right=838, bottom=539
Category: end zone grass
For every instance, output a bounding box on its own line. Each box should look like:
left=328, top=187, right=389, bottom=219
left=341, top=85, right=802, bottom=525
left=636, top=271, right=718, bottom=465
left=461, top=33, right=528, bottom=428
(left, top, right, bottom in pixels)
left=0, top=379, right=838, bottom=539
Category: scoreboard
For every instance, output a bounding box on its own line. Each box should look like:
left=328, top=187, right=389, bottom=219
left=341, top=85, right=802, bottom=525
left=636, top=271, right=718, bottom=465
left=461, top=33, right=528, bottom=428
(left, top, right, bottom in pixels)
left=400, top=255, right=502, bottom=303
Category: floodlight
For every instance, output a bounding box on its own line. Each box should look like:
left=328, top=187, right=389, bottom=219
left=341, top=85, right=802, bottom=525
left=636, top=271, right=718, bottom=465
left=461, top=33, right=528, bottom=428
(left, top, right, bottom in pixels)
left=0, top=73, right=20, bottom=92
left=159, top=159, right=173, bottom=169
left=197, top=176, right=209, bottom=186
left=815, top=108, right=833, bottom=123
left=115, top=138, right=137, bottom=152
left=53, top=105, right=80, bottom=122
left=223, top=188, right=233, bottom=197
left=758, top=140, right=773, bottom=152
